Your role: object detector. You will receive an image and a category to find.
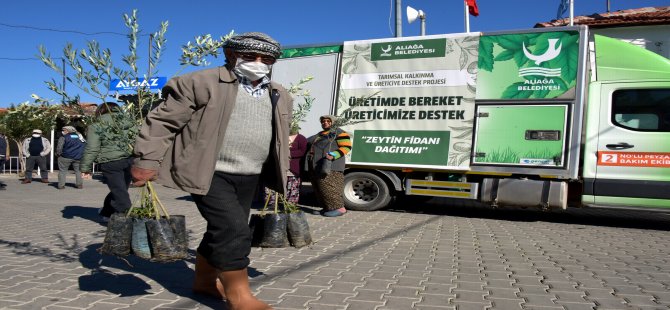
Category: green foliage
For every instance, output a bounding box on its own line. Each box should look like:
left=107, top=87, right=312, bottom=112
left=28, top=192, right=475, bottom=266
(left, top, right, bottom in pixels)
left=95, top=107, right=140, bottom=155
left=178, top=31, right=235, bottom=74
left=0, top=102, right=62, bottom=139
left=286, top=76, right=314, bottom=132
left=34, top=9, right=203, bottom=160
left=262, top=191, right=301, bottom=214
left=480, top=32, right=579, bottom=99
left=477, top=36, right=495, bottom=72
left=25, top=9, right=238, bottom=165
left=128, top=181, right=168, bottom=219
left=477, top=146, right=561, bottom=164
left=127, top=204, right=156, bottom=218
left=0, top=102, right=66, bottom=172
left=279, top=194, right=301, bottom=213
left=38, top=9, right=169, bottom=134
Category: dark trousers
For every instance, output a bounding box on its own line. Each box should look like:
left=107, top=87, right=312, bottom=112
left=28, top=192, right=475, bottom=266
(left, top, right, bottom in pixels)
left=0, top=157, right=5, bottom=186
left=98, top=158, right=133, bottom=217
left=192, top=171, right=259, bottom=271
left=25, top=155, right=48, bottom=180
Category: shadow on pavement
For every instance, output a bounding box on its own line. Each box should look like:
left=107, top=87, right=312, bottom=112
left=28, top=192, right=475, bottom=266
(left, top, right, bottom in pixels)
left=78, top=244, right=224, bottom=308
left=386, top=196, right=670, bottom=231
left=176, top=195, right=194, bottom=202
left=62, top=206, right=103, bottom=224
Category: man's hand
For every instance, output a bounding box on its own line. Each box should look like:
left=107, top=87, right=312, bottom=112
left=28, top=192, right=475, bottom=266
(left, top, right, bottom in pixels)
left=82, top=172, right=92, bottom=179
left=131, top=166, right=158, bottom=186
left=326, top=154, right=334, bottom=161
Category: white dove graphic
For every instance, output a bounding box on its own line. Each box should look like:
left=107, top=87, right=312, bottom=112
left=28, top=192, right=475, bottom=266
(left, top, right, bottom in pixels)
left=523, top=39, right=562, bottom=65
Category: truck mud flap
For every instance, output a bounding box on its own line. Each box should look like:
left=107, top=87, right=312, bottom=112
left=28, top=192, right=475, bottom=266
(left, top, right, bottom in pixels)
left=481, top=178, right=567, bottom=210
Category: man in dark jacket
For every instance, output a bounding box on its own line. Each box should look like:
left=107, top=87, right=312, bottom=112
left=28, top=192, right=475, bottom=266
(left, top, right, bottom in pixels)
left=56, top=126, right=86, bottom=189
left=22, top=129, right=51, bottom=184
left=131, top=32, right=292, bottom=310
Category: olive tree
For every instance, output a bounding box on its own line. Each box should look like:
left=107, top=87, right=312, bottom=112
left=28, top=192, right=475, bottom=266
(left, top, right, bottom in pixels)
left=0, top=103, right=65, bottom=175
left=36, top=10, right=235, bottom=151
left=34, top=11, right=167, bottom=159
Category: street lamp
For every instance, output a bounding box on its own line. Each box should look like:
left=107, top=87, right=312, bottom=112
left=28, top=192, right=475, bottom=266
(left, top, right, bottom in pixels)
left=407, top=6, right=426, bottom=36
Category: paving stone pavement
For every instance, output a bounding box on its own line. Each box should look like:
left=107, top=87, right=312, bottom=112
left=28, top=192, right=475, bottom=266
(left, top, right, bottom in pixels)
left=1, top=172, right=670, bottom=309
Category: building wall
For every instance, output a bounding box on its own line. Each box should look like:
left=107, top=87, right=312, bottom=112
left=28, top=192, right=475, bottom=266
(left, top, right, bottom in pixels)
left=592, top=25, right=670, bottom=58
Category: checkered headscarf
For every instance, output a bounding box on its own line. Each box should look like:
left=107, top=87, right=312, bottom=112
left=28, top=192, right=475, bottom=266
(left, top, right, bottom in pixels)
left=223, top=32, right=281, bottom=59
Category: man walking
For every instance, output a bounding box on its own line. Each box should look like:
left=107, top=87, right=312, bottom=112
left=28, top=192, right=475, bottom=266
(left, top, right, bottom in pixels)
left=22, top=129, right=51, bottom=184
left=132, top=32, right=292, bottom=309
left=56, top=126, right=86, bottom=189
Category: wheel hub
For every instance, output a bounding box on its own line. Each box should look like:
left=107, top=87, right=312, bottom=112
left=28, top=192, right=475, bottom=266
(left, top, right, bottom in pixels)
left=352, top=179, right=379, bottom=202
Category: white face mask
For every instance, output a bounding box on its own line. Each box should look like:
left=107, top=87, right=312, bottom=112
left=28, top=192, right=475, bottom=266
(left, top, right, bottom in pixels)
left=32, top=134, right=41, bottom=138
left=234, top=58, right=271, bottom=81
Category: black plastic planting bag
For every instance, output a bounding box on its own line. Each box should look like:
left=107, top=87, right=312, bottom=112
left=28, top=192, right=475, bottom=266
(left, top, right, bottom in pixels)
left=100, top=213, right=133, bottom=256
left=131, top=218, right=151, bottom=259
left=259, top=213, right=289, bottom=248
left=145, top=217, right=188, bottom=262
left=169, top=215, right=188, bottom=254
left=249, top=214, right=265, bottom=247
left=287, top=212, right=312, bottom=248
left=315, top=158, right=332, bottom=177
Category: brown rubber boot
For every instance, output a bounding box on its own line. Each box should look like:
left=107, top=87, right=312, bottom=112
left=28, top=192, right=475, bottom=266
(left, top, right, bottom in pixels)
left=220, top=268, right=272, bottom=310
left=192, top=253, right=226, bottom=300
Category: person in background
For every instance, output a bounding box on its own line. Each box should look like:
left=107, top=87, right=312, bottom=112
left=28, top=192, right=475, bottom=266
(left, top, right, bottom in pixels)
left=0, top=133, right=7, bottom=189
left=22, top=129, right=51, bottom=184
left=131, top=32, right=291, bottom=310
left=80, top=103, right=135, bottom=222
left=307, top=115, right=352, bottom=217
left=56, top=126, right=86, bottom=189
left=264, top=126, right=308, bottom=206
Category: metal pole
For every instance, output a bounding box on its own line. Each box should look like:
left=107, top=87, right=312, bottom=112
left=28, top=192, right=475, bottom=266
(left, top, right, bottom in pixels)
left=395, top=0, right=402, bottom=37
left=607, top=0, right=610, bottom=12
left=148, top=34, right=153, bottom=78
left=465, top=1, right=470, bottom=33
left=61, top=58, right=66, bottom=104
left=569, top=0, right=574, bottom=26
left=49, top=129, right=54, bottom=173
left=420, top=17, right=426, bottom=36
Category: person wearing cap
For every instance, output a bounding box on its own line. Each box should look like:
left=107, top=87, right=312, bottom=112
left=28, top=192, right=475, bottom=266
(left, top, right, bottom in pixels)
left=131, top=32, right=292, bottom=309
left=22, top=129, right=52, bottom=184
left=307, top=115, right=352, bottom=217
left=56, top=126, right=86, bottom=189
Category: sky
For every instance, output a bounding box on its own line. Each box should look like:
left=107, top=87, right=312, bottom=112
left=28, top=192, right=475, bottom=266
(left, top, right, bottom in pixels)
left=1, top=0, right=668, bottom=108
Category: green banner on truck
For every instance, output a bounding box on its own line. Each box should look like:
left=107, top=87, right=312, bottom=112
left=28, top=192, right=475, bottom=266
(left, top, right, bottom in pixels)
left=338, top=33, right=480, bottom=170
left=476, top=30, right=580, bottom=100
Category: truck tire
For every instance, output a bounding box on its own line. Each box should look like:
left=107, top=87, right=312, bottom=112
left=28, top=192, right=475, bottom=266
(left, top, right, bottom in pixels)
left=344, top=172, right=392, bottom=211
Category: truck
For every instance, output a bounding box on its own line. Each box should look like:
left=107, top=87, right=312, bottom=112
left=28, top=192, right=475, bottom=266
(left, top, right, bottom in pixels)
left=271, top=26, right=670, bottom=212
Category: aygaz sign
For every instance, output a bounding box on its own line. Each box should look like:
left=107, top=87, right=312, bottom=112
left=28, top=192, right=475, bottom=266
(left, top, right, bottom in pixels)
left=110, top=77, right=167, bottom=91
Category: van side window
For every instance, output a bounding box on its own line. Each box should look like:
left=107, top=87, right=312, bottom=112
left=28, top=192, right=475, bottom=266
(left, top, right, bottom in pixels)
left=612, top=89, right=670, bottom=132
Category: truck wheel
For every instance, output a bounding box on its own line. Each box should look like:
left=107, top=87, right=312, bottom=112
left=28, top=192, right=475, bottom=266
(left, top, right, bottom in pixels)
left=344, top=172, right=392, bottom=211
